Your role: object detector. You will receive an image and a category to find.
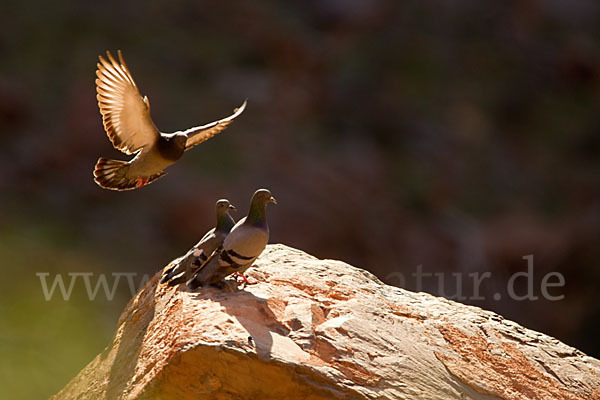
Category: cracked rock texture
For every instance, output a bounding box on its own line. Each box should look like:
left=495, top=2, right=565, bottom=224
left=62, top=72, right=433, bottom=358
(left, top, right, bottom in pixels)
left=53, top=244, right=600, bottom=400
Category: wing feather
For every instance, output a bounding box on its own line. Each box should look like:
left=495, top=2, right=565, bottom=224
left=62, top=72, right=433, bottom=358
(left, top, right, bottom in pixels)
left=182, top=100, right=247, bottom=150
left=96, top=50, right=159, bottom=155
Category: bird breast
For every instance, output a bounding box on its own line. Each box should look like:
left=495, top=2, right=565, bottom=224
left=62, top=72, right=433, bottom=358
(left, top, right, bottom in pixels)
left=222, top=225, right=268, bottom=260
left=128, top=146, right=177, bottom=176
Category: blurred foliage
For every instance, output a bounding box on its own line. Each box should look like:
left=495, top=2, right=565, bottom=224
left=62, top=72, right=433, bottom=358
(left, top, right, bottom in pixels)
left=1, top=1, right=600, bottom=398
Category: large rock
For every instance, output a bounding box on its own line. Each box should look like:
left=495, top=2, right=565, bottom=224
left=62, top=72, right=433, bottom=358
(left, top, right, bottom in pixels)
left=53, top=244, right=600, bottom=400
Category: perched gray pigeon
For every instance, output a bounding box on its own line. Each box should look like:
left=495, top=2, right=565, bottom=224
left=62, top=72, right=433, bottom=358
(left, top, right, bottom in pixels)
left=187, top=189, right=277, bottom=289
left=93, top=50, right=246, bottom=190
left=160, top=199, right=236, bottom=286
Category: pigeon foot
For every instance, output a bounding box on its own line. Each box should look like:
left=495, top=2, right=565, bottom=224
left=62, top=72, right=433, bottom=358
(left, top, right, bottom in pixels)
left=135, top=176, right=149, bottom=188
left=232, top=272, right=258, bottom=285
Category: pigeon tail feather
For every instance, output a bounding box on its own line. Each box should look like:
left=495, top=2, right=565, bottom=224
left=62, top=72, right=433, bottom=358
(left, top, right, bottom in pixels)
left=93, top=157, right=166, bottom=191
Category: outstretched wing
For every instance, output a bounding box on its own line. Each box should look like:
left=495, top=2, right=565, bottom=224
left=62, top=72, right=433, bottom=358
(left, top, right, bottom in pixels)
left=96, top=50, right=159, bottom=155
left=181, top=100, right=247, bottom=150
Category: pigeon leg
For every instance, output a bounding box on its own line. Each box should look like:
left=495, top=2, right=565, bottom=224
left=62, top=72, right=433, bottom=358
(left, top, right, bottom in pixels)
left=136, top=176, right=149, bottom=188
left=232, top=272, right=258, bottom=285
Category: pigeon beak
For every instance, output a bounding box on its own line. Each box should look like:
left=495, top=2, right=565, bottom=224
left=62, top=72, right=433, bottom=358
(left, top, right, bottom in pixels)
left=229, top=204, right=237, bottom=211
left=269, top=196, right=277, bottom=205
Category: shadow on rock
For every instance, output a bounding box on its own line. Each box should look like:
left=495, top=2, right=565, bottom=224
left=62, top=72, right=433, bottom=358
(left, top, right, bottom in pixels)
left=190, top=282, right=289, bottom=360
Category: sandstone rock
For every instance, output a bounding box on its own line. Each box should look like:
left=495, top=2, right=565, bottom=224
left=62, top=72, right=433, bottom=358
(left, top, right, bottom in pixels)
left=53, top=244, right=600, bottom=400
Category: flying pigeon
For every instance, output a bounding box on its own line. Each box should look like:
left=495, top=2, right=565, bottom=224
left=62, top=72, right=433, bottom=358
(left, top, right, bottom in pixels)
left=187, top=189, right=277, bottom=289
left=92, top=50, right=247, bottom=190
left=160, top=199, right=237, bottom=286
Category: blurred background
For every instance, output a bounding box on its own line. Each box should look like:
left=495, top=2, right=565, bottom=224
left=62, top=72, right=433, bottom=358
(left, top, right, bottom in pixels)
left=1, top=0, right=599, bottom=398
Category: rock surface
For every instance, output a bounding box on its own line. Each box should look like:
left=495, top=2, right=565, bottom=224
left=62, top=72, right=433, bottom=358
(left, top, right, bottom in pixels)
left=53, top=244, right=600, bottom=400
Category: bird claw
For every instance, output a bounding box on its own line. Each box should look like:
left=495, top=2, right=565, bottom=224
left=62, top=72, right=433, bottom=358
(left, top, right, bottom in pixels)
left=232, top=272, right=257, bottom=285
left=135, top=176, right=149, bottom=188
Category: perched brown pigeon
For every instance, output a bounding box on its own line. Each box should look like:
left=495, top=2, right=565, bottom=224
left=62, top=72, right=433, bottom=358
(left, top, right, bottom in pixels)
left=187, top=189, right=276, bottom=289
left=160, top=199, right=236, bottom=286
left=93, top=50, right=246, bottom=190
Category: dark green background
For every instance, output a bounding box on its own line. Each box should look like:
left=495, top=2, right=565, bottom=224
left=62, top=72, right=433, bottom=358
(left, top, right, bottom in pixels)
left=1, top=1, right=599, bottom=398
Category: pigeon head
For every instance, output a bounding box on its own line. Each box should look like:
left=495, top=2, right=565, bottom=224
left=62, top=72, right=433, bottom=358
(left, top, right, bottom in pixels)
left=216, top=199, right=236, bottom=213
left=171, top=134, right=188, bottom=149
left=246, top=189, right=276, bottom=225
left=252, top=189, right=277, bottom=207
left=215, top=199, right=236, bottom=232
left=157, top=134, right=187, bottom=161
